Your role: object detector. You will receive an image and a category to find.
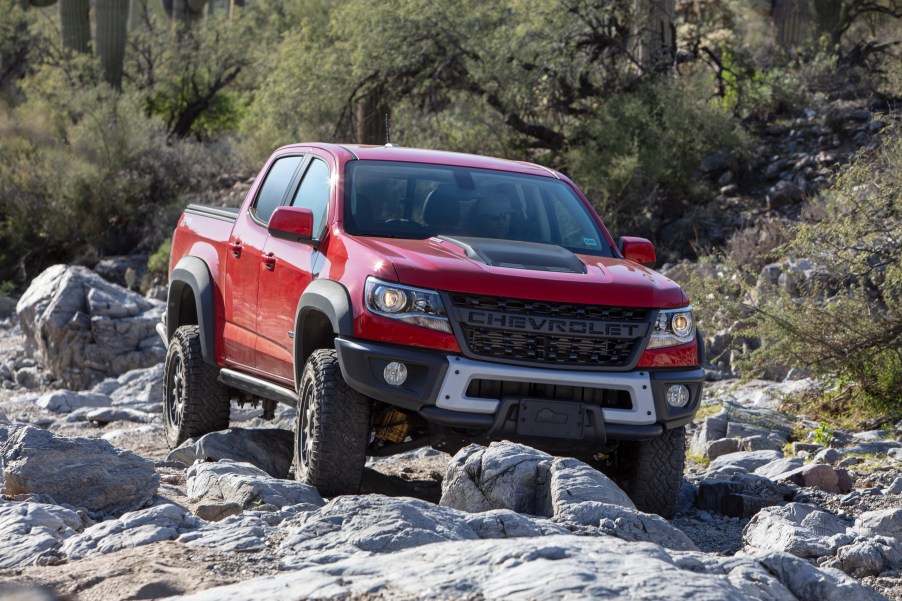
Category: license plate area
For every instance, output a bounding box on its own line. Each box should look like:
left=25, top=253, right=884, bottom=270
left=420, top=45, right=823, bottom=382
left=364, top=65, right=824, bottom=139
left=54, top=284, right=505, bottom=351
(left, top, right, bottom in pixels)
left=517, top=399, right=584, bottom=439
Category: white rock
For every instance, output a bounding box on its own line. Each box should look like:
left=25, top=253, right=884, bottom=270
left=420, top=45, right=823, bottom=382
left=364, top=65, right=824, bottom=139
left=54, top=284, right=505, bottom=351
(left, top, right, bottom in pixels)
left=36, top=390, right=111, bottom=414
left=187, top=460, right=323, bottom=518
left=2, top=425, right=159, bottom=516
left=743, top=503, right=853, bottom=559
left=0, top=501, right=83, bottom=568
left=61, top=503, right=199, bottom=560
left=440, top=442, right=553, bottom=516
left=855, top=508, right=902, bottom=541
left=166, top=534, right=881, bottom=601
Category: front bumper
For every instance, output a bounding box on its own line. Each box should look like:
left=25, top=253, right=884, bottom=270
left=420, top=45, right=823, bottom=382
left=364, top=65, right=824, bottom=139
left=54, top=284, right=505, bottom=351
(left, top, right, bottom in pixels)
left=335, top=337, right=703, bottom=445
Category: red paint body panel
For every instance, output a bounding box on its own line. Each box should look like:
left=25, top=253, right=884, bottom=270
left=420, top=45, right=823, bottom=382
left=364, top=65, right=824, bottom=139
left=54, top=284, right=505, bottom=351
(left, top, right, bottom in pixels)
left=168, top=143, right=699, bottom=390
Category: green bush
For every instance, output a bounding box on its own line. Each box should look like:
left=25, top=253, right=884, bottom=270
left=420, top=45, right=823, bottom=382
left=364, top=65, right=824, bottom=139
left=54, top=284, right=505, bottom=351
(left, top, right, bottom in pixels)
left=742, top=127, right=902, bottom=416
left=0, top=59, right=198, bottom=285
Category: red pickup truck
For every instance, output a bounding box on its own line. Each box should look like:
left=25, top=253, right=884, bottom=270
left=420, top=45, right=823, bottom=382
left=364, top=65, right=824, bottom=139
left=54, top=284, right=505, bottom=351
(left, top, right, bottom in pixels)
left=160, top=144, right=703, bottom=517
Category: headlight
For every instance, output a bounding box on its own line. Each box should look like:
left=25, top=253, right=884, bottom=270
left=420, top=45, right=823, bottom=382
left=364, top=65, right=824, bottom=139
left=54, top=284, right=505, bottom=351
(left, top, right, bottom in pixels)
left=646, top=307, right=695, bottom=349
left=365, top=277, right=451, bottom=333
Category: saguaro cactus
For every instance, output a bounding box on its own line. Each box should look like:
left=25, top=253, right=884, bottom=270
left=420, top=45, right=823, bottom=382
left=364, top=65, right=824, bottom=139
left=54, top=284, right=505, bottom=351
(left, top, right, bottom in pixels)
left=633, top=0, right=676, bottom=71
left=27, top=0, right=130, bottom=88
left=772, top=0, right=817, bottom=50
left=94, top=0, right=129, bottom=88
left=59, top=0, right=90, bottom=54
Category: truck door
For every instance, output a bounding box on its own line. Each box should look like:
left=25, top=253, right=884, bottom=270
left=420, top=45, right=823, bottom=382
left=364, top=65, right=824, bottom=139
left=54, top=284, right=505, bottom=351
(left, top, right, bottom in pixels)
left=256, top=155, right=333, bottom=383
left=223, top=154, right=304, bottom=371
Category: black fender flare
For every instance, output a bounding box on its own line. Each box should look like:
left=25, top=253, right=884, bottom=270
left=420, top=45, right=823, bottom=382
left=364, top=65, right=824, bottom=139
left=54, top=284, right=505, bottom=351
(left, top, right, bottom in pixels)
left=168, top=256, right=217, bottom=367
left=293, top=280, right=354, bottom=388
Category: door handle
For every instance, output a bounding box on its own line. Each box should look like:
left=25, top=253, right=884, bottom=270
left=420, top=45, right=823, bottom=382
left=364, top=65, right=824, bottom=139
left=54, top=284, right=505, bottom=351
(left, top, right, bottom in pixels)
left=262, top=252, right=277, bottom=271
left=228, top=241, right=243, bottom=258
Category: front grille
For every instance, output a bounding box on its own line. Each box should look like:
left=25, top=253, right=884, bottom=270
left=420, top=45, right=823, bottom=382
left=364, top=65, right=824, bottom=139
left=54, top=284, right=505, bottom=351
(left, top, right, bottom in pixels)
left=449, top=293, right=650, bottom=368
left=466, top=379, right=632, bottom=409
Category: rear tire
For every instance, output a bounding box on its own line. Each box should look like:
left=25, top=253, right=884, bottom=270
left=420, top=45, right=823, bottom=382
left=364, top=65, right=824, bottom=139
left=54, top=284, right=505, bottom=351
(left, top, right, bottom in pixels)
left=616, top=426, right=686, bottom=519
left=295, top=349, right=371, bottom=497
left=162, top=325, right=231, bottom=448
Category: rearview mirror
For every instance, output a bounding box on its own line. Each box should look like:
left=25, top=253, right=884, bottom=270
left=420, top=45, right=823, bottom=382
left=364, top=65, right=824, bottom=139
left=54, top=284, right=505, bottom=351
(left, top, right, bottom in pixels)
left=619, top=236, right=656, bottom=268
left=269, top=206, right=314, bottom=241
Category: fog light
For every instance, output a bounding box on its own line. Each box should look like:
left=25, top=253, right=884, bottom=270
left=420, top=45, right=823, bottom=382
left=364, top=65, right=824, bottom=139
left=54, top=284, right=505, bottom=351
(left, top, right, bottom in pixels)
left=383, top=362, right=408, bottom=386
left=666, top=384, right=690, bottom=408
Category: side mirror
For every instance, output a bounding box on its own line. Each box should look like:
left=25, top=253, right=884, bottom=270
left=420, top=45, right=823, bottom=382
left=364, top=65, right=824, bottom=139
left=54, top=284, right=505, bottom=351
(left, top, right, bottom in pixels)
left=619, top=236, right=656, bottom=268
left=269, top=206, right=314, bottom=241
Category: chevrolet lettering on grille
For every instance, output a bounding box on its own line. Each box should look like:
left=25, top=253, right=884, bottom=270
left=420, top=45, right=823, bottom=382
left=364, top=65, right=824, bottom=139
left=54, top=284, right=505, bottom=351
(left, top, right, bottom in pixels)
left=462, top=309, right=649, bottom=338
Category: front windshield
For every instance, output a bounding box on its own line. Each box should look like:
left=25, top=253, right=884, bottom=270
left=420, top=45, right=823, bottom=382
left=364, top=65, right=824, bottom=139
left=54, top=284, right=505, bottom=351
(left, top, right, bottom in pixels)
left=344, top=160, right=614, bottom=257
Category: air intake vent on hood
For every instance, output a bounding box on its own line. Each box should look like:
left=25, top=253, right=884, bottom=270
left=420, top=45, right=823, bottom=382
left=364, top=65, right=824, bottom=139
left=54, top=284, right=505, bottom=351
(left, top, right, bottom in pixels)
left=438, top=236, right=587, bottom=274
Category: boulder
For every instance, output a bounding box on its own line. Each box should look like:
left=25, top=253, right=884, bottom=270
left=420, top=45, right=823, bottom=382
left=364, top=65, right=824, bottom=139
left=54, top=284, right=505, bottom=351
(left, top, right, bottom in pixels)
left=708, top=450, right=783, bottom=473
left=167, top=534, right=884, bottom=601
left=696, top=474, right=794, bottom=517
left=705, top=438, right=741, bottom=460
left=61, top=503, right=199, bottom=560
left=170, top=428, right=295, bottom=478
left=548, top=456, right=635, bottom=512
left=102, top=364, right=164, bottom=412
left=440, top=442, right=553, bottom=516
left=1, top=426, right=158, bottom=516
left=554, top=501, right=696, bottom=551
left=0, top=501, right=83, bottom=568
left=85, top=407, right=153, bottom=424
left=179, top=514, right=273, bottom=553
left=885, top=477, right=902, bottom=495
left=35, top=390, right=110, bottom=414
left=187, top=460, right=323, bottom=520
left=743, top=503, right=853, bottom=559
left=824, top=536, right=902, bottom=578
left=689, top=413, right=728, bottom=456
left=753, top=457, right=804, bottom=480
left=813, top=448, right=843, bottom=465
left=756, top=552, right=885, bottom=601
left=855, top=508, right=902, bottom=541
left=774, top=463, right=839, bottom=493
left=278, top=495, right=482, bottom=566
left=16, top=265, right=165, bottom=389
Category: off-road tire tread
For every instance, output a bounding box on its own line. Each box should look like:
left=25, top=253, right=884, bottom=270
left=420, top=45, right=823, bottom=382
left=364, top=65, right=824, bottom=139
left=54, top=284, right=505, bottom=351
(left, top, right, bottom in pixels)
left=163, top=325, right=230, bottom=448
left=618, top=426, right=685, bottom=519
left=295, top=349, right=371, bottom=497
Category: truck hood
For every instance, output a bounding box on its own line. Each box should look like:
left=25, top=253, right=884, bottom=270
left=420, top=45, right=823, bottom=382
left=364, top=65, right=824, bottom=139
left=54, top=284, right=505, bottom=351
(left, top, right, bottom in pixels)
left=354, top=236, right=688, bottom=308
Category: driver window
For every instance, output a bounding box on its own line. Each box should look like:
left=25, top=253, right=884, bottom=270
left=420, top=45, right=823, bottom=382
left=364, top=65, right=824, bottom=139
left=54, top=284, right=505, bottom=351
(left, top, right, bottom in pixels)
left=254, top=156, right=303, bottom=224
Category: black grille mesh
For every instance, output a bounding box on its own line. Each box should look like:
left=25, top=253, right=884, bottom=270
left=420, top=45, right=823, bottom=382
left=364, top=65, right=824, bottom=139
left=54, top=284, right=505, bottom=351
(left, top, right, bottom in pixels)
left=451, top=293, right=649, bottom=368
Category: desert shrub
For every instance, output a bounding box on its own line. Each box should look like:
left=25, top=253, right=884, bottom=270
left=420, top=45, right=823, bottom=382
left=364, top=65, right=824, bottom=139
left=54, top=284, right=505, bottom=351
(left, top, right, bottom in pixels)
left=0, top=59, right=204, bottom=285
left=741, top=126, right=902, bottom=415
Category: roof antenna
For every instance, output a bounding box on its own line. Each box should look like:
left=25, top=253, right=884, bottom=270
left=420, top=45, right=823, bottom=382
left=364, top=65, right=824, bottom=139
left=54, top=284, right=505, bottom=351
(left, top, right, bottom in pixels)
left=385, top=113, right=393, bottom=147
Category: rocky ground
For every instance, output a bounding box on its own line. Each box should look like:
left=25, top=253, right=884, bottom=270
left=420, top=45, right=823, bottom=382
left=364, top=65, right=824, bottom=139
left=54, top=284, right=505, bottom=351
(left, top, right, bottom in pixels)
left=1, top=269, right=901, bottom=601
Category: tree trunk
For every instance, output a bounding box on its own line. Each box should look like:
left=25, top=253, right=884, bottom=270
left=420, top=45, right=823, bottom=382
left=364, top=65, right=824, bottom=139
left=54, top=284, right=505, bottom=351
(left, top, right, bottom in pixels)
left=355, top=92, right=389, bottom=145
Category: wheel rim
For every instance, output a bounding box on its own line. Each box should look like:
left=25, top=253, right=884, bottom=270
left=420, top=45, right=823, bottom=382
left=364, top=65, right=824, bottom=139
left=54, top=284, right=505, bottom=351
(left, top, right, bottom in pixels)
left=167, top=352, right=186, bottom=429
left=298, top=379, right=316, bottom=470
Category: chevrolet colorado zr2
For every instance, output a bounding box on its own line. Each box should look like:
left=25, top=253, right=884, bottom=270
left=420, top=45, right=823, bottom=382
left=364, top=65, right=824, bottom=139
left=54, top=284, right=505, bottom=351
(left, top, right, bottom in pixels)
left=159, top=144, right=704, bottom=518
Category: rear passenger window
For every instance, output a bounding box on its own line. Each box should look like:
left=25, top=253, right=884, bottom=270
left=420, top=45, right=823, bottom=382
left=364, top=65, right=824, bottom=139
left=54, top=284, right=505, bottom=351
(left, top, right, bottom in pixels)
left=254, top=156, right=303, bottom=223
left=291, top=158, right=331, bottom=237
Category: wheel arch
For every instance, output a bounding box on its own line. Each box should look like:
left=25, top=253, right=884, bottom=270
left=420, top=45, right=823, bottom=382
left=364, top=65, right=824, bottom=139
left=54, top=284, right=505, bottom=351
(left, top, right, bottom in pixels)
left=168, top=256, right=217, bottom=367
left=293, top=279, right=354, bottom=389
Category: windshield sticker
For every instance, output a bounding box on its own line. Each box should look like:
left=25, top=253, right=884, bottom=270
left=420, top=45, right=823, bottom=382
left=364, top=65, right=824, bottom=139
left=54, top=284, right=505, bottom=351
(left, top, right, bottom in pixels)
left=584, top=238, right=598, bottom=246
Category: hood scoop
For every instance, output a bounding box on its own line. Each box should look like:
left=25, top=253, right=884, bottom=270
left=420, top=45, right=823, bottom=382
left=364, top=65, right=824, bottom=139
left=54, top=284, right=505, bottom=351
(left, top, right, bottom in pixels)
left=438, top=236, right=587, bottom=274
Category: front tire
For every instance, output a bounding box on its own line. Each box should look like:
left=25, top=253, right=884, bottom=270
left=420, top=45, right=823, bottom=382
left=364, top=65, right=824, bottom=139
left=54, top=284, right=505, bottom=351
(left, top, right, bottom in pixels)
left=616, top=426, right=686, bottom=519
left=162, top=325, right=230, bottom=448
left=295, top=349, right=372, bottom=497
